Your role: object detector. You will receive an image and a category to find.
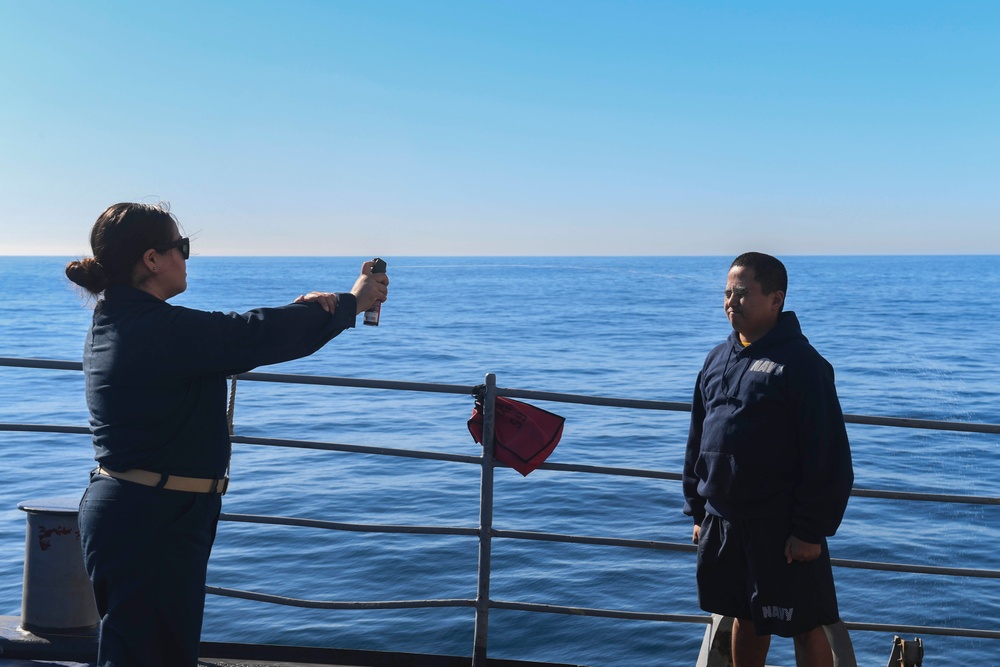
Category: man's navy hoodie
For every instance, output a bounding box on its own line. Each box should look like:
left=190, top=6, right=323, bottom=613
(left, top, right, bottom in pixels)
left=682, top=311, right=853, bottom=544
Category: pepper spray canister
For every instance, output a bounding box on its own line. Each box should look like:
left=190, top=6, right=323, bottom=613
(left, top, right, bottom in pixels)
left=363, top=257, right=386, bottom=326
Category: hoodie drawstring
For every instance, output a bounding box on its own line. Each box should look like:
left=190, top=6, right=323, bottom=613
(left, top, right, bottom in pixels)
left=722, top=344, right=753, bottom=402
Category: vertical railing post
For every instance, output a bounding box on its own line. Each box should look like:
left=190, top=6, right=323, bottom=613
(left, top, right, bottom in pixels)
left=472, top=373, right=497, bottom=667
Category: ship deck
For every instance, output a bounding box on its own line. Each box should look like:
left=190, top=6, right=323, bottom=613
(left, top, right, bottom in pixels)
left=0, top=616, right=586, bottom=667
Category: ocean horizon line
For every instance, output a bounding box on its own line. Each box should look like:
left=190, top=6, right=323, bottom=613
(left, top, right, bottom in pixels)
left=4, top=252, right=1000, bottom=259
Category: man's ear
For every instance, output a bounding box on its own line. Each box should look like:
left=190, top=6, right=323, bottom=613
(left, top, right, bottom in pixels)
left=771, top=290, right=785, bottom=312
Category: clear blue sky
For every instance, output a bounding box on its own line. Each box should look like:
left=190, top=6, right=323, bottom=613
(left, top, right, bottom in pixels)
left=1, top=1, right=997, bottom=256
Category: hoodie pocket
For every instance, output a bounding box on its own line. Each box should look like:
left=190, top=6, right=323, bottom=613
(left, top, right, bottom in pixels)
left=694, top=450, right=767, bottom=502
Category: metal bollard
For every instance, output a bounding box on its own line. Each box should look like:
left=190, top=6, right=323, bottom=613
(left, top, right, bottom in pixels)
left=696, top=615, right=734, bottom=667
left=17, top=498, right=99, bottom=635
left=887, top=635, right=923, bottom=667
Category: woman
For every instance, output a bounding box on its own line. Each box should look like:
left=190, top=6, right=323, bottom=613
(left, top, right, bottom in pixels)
left=64, top=202, right=388, bottom=666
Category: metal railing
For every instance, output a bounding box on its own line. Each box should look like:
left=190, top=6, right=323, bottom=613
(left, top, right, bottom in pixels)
left=2, top=356, right=1000, bottom=665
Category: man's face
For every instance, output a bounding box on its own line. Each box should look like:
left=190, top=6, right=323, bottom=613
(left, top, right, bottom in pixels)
left=724, top=265, right=784, bottom=344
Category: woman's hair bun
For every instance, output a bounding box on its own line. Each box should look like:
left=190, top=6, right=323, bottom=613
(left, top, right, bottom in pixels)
left=65, top=256, right=109, bottom=295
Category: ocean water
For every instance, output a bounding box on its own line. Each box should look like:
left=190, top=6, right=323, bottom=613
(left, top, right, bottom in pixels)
left=1, top=255, right=998, bottom=666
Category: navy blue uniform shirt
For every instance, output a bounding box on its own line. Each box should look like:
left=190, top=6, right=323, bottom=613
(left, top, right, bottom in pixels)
left=84, top=286, right=357, bottom=478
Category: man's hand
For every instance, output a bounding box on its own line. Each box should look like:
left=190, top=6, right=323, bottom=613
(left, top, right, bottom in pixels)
left=692, top=524, right=701, bottom=545
left=784, top=535, right=822, bottom=563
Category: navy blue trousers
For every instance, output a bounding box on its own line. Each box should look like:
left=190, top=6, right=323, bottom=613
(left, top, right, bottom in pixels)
left=79, top=473, right=222, bottom=667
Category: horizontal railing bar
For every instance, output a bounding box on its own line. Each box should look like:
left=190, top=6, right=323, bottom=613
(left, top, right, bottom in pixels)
left=204, top=585, right=1000, bottom=642
left=219, top=515, right=1000, bottom=580
left=492, top=602, right=1000, bottom=642
left=845, top=621, right=1000, bottom=640
left=499, top=385, right=1000, bottom=434
left=205, top=581, right=1000, bottom=640
left=529, top=460, right=682, bottom=480
left=489, top=600, right=712, bottom=624
left=205, top=585, right=475, bottom=610
left=498, top=386, right=691, bottom=412
left=851, top=487, right=1000, bottom=505
left=0, top=357, right=82, bottom=371
left=232, top=434, right=482, bottom=465
left=501, top=384, right=1000, bottom=435
left=494, top=528, right=1000, bottom=579
left=220, top=512, right=479, bottom=537
left=831, top=557, right=1000, bottom=579
left=505, top=460, right=1000, bottom=503
left=237, top=370, right=477, bottom=396
left=844, top=412, right=1000, bottom=434
left=205, top=584, right=1000, bottom=641
left=492, top=529, right=696, bottom=553
left=0, top=423, right=89, bottom=435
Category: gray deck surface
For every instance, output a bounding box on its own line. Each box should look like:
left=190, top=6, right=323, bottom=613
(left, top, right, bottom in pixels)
left=0, top=662, right=363, bottom=667
left=0, top=616, right=588, bottom=667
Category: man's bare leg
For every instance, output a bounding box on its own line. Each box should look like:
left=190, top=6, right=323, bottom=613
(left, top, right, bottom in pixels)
left=792, top=625, right=833, bottom=667
left=732, top=617, right=770, bottom=667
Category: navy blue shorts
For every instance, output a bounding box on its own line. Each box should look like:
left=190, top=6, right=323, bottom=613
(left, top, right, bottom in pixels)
left=79, top=472, right=222, bottom=666
left=696, top=513, right=840, bottom=637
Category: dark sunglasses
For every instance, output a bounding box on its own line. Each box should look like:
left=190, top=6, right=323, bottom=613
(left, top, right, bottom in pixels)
left=155, top=237, right=190, bottom=260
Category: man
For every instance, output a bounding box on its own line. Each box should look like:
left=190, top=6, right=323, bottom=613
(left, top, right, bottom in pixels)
left=683, top=252, right=853, bottom=667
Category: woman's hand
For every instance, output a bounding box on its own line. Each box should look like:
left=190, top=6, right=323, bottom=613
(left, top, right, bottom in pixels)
left=351, top=260, right=389, bottom=314
left=294, top=292, right=340, bottom=313
left=293, top=261, right=389, bottom=316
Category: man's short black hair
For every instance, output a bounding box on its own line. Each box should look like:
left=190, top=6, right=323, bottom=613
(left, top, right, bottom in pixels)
left=731, top=252, right=788, bottom=297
